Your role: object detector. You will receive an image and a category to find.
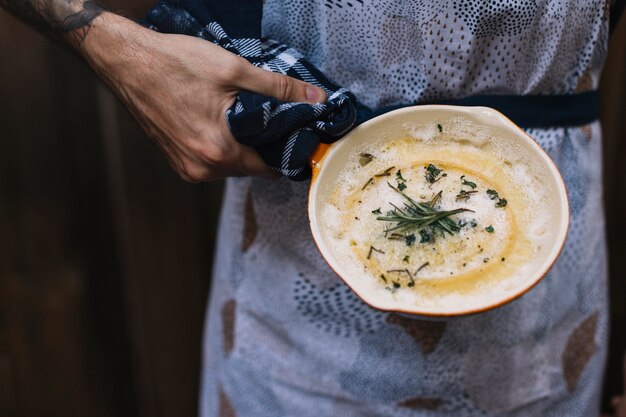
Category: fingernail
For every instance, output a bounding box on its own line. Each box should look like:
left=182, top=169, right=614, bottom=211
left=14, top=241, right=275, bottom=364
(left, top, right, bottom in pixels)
left=306, top=86, right=326, bottom=104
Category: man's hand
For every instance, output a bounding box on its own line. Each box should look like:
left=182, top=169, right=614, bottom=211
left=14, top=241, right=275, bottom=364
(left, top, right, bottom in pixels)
left=0, top=1, right=327, bottom=181
left=83, top=12, right=326, bottom=181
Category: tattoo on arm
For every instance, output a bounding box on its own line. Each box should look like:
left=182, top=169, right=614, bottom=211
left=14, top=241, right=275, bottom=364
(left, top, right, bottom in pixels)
left=0, top=0, right=104, bottom=49
left=61, top=2, right=104, bottom=48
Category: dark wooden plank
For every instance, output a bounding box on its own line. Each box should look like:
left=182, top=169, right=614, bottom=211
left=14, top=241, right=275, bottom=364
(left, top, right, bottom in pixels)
left=0, top=10, right=137, bottom=417
left=1, top=1, right=221, bottom=415
left=0, top=352, right=16, bottom=413
left=90, top=3, right=224, bottom=413
left=600, top=11, right=626, bottom=412
left=99, top=86, right=220, bottom=417
left=46, top=46, right=139, bottom=417
left=602, top=9, right=626, bottom=317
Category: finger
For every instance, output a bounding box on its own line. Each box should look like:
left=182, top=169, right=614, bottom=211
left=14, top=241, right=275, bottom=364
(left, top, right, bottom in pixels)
left=235, top=145, right=280, bottom=179
left=235, top=63, right=327, bottom=104
left=178, top=161, right=244, bottom=183
left=197, top=124, right=278, bottom=180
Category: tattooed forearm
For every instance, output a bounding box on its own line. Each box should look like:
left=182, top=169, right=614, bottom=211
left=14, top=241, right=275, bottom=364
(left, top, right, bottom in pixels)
left=61, top=2, right=104, bottom=48
left=0, top=0, right=104, bottom=49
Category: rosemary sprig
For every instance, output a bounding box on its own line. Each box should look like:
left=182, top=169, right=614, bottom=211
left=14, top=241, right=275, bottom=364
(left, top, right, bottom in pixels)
left=377, top=183, right=472, bottom=237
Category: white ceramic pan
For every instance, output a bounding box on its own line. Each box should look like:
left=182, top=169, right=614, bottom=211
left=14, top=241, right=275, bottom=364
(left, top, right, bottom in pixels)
left=307, top=105, right=569, bottom=318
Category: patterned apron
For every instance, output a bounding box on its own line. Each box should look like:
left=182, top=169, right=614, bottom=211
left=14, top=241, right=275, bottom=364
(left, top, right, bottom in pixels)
left=201, top=1, right=610, bottom=415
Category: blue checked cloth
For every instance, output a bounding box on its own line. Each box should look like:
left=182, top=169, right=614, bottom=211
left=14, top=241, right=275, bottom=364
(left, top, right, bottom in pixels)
left=144, top=0, right=371, bottom=180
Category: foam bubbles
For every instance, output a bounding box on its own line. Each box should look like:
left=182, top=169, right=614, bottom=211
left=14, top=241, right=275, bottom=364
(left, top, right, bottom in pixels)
left=320, top=121, right=554, bottom=314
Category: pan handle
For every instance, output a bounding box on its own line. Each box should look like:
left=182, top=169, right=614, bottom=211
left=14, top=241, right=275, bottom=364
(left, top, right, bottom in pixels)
left=309, top=142, right=331, bottom=170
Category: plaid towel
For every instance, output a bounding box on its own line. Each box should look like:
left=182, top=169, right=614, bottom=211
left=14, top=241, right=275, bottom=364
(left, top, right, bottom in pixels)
left=144, top=0, right=370, bottom=180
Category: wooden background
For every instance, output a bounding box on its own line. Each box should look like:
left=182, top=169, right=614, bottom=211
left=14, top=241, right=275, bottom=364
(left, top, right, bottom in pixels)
left=0, top=4, right=624, bottom=417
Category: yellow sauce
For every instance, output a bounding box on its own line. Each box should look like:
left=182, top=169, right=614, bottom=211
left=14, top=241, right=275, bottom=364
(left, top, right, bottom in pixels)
left=327, top=137, right=536, bottom=299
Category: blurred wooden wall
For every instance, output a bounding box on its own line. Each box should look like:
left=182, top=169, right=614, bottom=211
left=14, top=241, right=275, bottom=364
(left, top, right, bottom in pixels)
left=0, top=1, right=221, bottom=416
left=0, top=4, right=624, bottom=417
left=601, top=8, right=626, bottom=409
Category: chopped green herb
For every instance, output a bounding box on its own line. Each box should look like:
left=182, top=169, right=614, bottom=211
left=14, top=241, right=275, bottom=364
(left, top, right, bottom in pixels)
left=419, top=229, right=432, bottom=243
left=415, top=262, right=429, bottom=275
left=371, top=208, right=382, bottom=215
left=405, top=233, right=416, bottom=246
left=386, top=268, right=415, bottom=288
left=486, top=189, right=507, bottom=208
left=361, top=177, right=374, bottom=190
left=350, top=240, right=357, bottom=246
left=407, top=268, right=416, bottom=287
left=395, top=169, right=407, bottom=191
left=460, top=175, right=477, bottom=189
left=486, top=189, right=499, bottom=200
left=456, top=189, right=477, bottom=201
left=485, top=225, right=495, bottom=233
left=403, top=255, right=410, bottom=263
left=375, top=166, right=395, bottom=177
left=469, top=219, right=478, bottom=228
left=359, top=153, right=374, bottom=166
left=437, top=123, right=443, bottom=132
left=367, top=246, right=385, bottom=259
left=425, top=163, right=445, bottom=183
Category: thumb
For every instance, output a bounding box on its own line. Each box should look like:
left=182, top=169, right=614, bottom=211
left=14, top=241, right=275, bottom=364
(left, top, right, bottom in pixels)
left=236, top=62, right=327, bottom=104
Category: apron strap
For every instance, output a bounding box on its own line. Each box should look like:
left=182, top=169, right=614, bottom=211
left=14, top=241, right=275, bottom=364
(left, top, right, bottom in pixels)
left=367, top=91, right=599, bottom=129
